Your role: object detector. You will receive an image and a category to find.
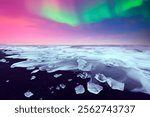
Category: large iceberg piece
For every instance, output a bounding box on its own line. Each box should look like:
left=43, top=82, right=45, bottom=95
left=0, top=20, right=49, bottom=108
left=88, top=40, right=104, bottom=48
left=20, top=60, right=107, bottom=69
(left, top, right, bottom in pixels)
left=87, top=82, right=103, bottom=94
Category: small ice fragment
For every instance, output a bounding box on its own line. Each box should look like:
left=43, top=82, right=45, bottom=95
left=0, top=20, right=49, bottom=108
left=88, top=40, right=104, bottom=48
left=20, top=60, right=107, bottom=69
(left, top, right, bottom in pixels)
left=24, top=90, right=34, bottom=98
left=51, top=91, right=54, bottom=94
left=75, top=85, right=85, bottom=94
left=77, top=72, right=91, bottom=79
left=54, top=74, right=62, bottom=78
left=94, top=73, right=107, bottom=83
left=6, top=80, right=9, bottom=83
left=106, top=78, right=125, bottom=91
left=30, top=76, right=36, bottom=80
left=68, top=79, right=73, bottom=82
left=48, top=86, right=54, bottom=90
left=59, top=84, right=66, bottom=89
left=31, top=69, right=39, bottom=74
left=87, top=82, right=103, bottom=94
left=0, top=59, right=6, bottom=63
left=56, top=86, right=60, bottom=90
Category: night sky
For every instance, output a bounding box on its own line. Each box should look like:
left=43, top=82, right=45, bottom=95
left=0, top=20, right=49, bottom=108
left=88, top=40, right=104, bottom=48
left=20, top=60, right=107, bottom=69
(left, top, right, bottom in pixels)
left=0, top=0, right=150, bottom=45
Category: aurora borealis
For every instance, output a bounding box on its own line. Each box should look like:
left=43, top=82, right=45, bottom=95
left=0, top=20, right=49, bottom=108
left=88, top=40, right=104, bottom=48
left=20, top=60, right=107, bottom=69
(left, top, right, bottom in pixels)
left=0, top=0, right=150, bottom=45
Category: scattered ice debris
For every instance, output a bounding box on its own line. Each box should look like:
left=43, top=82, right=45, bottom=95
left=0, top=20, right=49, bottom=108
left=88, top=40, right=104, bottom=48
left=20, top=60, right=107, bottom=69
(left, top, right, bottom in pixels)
left=59, top=84, right=66, bottom=89
left=77, top=72, right=91, bottom=79
left=56, top=86, right=60, bottom=90
left=77, top=59, right=92, bottom=71
left=51, top=91, right=54, bottom=94
left=75, top=85, right=85, bottom=94
left=30, top=76, right=36, bottom=80
left=48, top=86, right=54, bottom=90
left=6, top=80, right=9, bottom=83
left=54, top=74, right=62, bottom=78
left=87, top=82, right=103, bottom=94
left=31, top=69, right=39, bottom=74
left=24, top=90, right=34, bottom=98
left=106, top=78, right=125, bottom=91
left=0, top=59, right=7, bottom=63
left=68, top=79, right=73, bottom=82
left=94, top=73, right=107, bottom=83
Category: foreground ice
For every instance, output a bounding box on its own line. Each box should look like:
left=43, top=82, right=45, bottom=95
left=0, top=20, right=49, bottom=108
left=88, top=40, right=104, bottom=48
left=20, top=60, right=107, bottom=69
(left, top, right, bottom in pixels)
left=1, top=45, right=150, bottom=95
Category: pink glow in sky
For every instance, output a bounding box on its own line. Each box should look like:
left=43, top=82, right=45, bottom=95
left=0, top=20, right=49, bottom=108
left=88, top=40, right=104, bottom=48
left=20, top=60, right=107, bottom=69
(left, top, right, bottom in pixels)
left=0, top=0, right=149, bottom=45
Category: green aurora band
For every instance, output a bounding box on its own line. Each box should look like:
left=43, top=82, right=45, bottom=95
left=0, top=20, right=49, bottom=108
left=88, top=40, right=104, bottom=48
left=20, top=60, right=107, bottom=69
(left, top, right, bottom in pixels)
left=39, top=0, right=150, bottom=26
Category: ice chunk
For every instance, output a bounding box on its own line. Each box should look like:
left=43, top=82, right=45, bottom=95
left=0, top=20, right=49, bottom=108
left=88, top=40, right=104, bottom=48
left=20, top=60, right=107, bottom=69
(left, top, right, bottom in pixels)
left=0, top=59, right=7, bottom=63
left=75, top=85, right=85, bottom=94
left=31, top=69, right=39, bottom=74
left=56, top=86, right=60, bottom=90
left=30, top=76, right=36, bottom=80
left=68, top=79, right=73, bottom=82
left=77, top=72, right=91, bottom=79
left=48, top=86, right=54, bottom=90
left=54, top=74, right=62, bottom=78
left=59, top=84, right=66, bottom=89
left=87, top=82, right=103, bottom=94
left=77, top=59, right=92, bottom=71
left=6, top=80, right=9, bottom=83
left=94, top=73, right=107, bottom=83
left=106, top=78, right=124, bottom=91
left=24, top=90, right=34, bottom=98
